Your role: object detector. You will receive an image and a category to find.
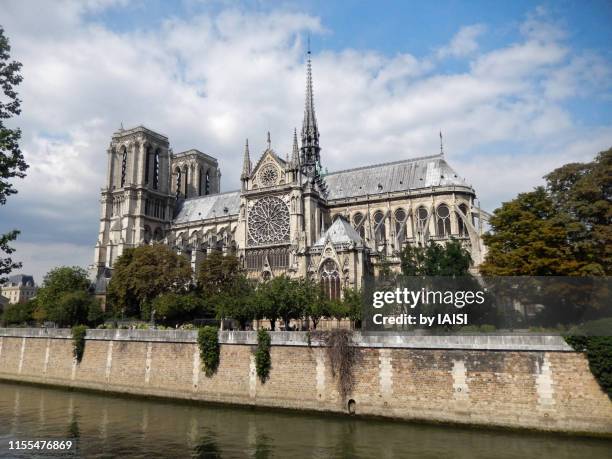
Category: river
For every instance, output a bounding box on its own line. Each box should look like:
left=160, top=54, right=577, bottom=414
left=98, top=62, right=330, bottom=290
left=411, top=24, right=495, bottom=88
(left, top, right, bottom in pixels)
left=0, top=381, right=609, bottom=458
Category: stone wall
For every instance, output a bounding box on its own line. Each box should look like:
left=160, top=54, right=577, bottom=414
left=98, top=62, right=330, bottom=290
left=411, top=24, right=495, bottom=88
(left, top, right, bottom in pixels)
left=0, top=329, right=610, bottom=436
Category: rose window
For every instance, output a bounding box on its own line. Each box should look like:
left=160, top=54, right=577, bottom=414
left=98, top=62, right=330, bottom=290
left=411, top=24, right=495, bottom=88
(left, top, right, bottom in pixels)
left=248, top=196, right=290, bottom=245
left=259, top=164, right=279, bottom=187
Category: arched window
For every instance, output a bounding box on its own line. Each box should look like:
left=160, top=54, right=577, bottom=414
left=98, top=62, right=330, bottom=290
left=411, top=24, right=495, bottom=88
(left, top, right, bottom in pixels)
left=416, top=206, right=428, bottom=233
left=198, top=167, right=204, bottom=196
left=320, top=259, right=340, bottom=300
left=120, top=147, right=128, bottom=187
left=153, top=149, right=160, bottom=190
left=144, top=146, right=151, bottom=185
left=205, top=171, right=210, bottom=195
left=436, top=204, right=451, bottom=237
left=373, top=211, right=386, bottom=244
left=353, top=212, right=365, bottom=239
left=456, top=203, right=469, bottom=237
left=175, top=167, right=181, bottom=197
left=394, top=208, right=407, bottom=243
left=183, top=166, right=189, bottom=198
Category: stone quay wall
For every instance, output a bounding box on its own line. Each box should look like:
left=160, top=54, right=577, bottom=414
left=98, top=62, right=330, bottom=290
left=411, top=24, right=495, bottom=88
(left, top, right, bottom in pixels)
left=0, top=328, right=610, bottom=436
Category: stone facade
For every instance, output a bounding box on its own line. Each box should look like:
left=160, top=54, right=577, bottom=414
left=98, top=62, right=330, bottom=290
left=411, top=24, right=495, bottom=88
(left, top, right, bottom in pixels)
left=0, top=329, right=610, bottom=436
left=94, top=54, right=489, bottom=294
left=1, top=274, right=37, bottom=305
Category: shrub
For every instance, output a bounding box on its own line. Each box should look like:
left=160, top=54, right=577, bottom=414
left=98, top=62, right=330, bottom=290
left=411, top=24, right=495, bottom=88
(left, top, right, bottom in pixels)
left=324, top=329, right=355, bottom=400
left=71, top=325, right=87, bottom=363
left=255, top=328, right=271, bottom=383
left=564, top=334, right=612, bottom=400
left=198, top=326, right=220, bottom=377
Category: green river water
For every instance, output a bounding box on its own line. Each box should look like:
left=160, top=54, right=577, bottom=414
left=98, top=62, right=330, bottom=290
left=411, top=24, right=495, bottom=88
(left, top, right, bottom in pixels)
left=0, top=381, right=610, bottom=458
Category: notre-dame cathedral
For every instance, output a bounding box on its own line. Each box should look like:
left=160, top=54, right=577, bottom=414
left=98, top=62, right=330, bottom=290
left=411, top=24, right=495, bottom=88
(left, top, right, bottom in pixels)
left=94, top=52, right=488, bottom=298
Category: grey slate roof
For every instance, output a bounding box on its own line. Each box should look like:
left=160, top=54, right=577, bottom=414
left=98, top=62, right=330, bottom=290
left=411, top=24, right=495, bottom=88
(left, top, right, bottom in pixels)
left=324, top=154, right=470, bottom=201
left=313, top=217, right=363, bottom=247
left=174, top=191, right=241, bottom=224
left=4, top=274, right=35, bottom=287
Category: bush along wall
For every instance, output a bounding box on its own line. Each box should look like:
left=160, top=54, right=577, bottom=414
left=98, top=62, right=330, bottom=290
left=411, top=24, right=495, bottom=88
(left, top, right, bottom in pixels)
left=71, top=325, right=88, bottom=363
left=255, top=329, right=271, bottom=383
left=198, top=326, right=220, bottom=377
left=564, top=335, right=612, bottom=400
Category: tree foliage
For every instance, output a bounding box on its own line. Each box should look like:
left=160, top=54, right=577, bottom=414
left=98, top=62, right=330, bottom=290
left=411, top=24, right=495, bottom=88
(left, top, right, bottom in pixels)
left=1, top=300, right=36, bottom=325
left=213, top=274, right=256, bottom=330
left=197, top=326, right=220, bottom=377
left=152, top=292, right=210, bottom=326
left=480, top=149, right=611, bottom=276
left=400, top=239, right=472, bottom=276
left=107, top=245, right=192, bottom=319
left=255, top=328, right=272, bottom=383
left=0, top=26, right=28, bottom=282
left=34, top=266, right=101, bottom=327
left=197, top=251, right=242, bottom=299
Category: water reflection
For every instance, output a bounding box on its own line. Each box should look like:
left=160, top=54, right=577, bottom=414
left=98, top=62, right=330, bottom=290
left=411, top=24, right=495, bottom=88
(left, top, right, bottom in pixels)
left=0, top=381, right=610, bottom=459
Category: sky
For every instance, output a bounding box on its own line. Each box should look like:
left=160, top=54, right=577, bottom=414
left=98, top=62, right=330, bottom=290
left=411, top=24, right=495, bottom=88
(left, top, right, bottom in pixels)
left=1, top=0, right=611, bottom=283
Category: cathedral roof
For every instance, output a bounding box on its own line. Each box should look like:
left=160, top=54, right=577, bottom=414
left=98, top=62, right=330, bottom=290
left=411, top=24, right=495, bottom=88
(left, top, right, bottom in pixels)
left=324, top=153, right=472, bottom=201
left=173, top=191, right=241, bottom=224
left=313, top=216, right=363, bottom=247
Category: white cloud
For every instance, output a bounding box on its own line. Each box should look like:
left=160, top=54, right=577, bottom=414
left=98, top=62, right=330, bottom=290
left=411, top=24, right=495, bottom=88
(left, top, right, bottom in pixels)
left=1, top=1, right=611, bottom=282
left=436, top=24, right=486, bottom=59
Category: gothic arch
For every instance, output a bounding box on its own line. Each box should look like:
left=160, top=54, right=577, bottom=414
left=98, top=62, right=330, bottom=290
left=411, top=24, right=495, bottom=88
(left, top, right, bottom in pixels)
left=320, top=258, right=341, bottom=300
left=436, top=203, right=451, bottom=237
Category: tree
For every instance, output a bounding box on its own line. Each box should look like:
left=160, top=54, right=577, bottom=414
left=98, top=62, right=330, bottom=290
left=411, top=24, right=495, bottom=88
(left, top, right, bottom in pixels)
left=152, top=292, right=210, bottom=326
left=36, top=266, right=101, bottom=327
left=196, top=251, right=242, bottom=299
left=253, top=276, right=303, bottom=331
left=1, top=301, right=35, bottom=325
left=0, top=26, right=28, bottom=282
left=213, top=274, right=256, bottom=330
left=300, top=279, right=329, bottom=330
left=342, top=287, right=363, bottom=327
left=46, top=291, right=101, bottom=327
left=400, top=239, right=472, bottom=276
left=107, top=245, right=193, bottom=319
left=37, top=266, right=91, bottom=311
left=481, top=150, right=611, bottom=276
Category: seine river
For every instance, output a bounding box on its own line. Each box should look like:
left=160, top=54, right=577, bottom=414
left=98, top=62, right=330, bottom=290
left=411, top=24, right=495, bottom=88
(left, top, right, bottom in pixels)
left=0, top=382, right=610, bottom=458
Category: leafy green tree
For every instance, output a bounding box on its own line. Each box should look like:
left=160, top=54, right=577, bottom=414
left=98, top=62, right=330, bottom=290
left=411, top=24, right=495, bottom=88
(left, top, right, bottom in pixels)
left=481, top=150, right=611, bottom=276
left=1, top=300, right=35, bottom=325
left=151, top=292, right=210, bottom=326
left=107, top=245, right=192, bottom=319
left=300, top=279, right=329, bottom=330
left=253, top=276, right=303, bottom=330
left=0, top=26, right=28, bottom=282
left=46, top=291, right=101, bottom=327
left=36, top=266, right=103, bottom=326
left=342, top=287, right=363, bottom=327
left=400, top=239, right=472, bottom=276
left=37, top=266, right=91, bottom=314
left=196, top=251, right=242, bottom=299
left=213, top=275, right=256, bottom=330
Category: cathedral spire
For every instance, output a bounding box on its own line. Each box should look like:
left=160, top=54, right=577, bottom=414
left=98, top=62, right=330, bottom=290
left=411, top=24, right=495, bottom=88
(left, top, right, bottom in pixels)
left=300, top=43, right=321, bottom=178
left=241, top=138, right=251, bottom=179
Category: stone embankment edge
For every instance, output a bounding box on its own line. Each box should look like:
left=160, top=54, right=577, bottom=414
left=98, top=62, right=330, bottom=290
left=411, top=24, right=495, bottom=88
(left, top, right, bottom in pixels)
left=0, top=328, right=574, bottom=351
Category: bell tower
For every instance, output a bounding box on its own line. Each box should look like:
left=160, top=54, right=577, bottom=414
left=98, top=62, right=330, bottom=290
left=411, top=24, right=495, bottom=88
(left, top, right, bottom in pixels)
left=94, top=126, right=174, bottom=280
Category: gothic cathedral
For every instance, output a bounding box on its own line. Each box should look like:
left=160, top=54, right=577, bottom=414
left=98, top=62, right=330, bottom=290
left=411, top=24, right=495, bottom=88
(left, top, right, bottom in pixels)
left=94, top=52, right=488, bottom=298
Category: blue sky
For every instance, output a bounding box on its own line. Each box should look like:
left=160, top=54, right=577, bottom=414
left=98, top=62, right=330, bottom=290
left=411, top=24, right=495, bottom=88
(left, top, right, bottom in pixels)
left=1, top=0, right=611, bottom=282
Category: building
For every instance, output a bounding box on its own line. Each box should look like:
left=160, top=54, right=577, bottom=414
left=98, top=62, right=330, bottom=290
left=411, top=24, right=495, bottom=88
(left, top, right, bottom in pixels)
left=94, top=52, right=488, bottom=298
left=1, top=274, right=37, bottom=304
